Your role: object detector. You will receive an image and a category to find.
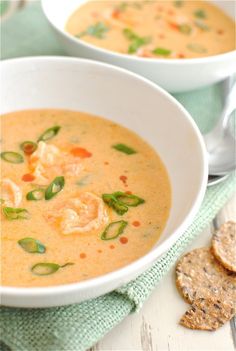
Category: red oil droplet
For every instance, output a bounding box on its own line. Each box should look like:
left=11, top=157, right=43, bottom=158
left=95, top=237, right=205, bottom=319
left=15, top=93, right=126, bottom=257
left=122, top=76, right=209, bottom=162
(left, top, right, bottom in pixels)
left=80, top=253, right=87, bottom=259
left=132, top=221, right=141, bottom=227
left=109, top=245, right=115, bottom=249
left=120, top=236, right=128, bottom=244
left=21, top=173, right=36, bottom=182
left=120, top=175, right=127, bottom=182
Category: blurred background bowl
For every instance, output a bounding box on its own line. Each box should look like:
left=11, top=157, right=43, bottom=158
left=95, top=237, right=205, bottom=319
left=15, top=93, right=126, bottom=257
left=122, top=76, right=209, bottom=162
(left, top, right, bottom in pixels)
left=42, top=0, right=236, bottom=93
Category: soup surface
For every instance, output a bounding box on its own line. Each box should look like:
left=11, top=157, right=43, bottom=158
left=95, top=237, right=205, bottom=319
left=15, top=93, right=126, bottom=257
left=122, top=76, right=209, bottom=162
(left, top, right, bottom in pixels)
left=1, top=110, right=171, bottom=287
left=66, top=0, right=235, bottom=59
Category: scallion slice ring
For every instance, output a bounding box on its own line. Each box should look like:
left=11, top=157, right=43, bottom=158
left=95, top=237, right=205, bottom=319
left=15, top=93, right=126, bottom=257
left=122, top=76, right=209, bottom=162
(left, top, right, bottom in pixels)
left=31, top=262, right=74, bottom=276
left=26, top=188, right=45, bottom=201
left=101, top=220, right=128, bottom=240
left=45, top=176, right=65, bottom=200
left=0, top=151, right=24, bottom=164
left=18, top=237, right=46, bottom=254
left=38, top=125, right=61, bottom=142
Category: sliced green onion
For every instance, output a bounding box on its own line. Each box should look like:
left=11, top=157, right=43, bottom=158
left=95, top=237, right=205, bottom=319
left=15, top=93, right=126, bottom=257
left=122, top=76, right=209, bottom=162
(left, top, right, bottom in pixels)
left=18, top=237, right=46, bottom=254
left=128, top=37, right=150, bottom=54
left=20, top=141, right=38, bottom=155
left=2, top=207, right=29, bottom=220
left=179, top=24, right=192, bottom=35
left=194, top=9, right=207, bottom=19
left=102, top=191, right=145, bottom=214
left=123, top=28, right=138, bottom=40
left=123, top=28, right=150, bottom=54
left=26, top=188, right=45, bottom=201
left=153, top=47, right=172, bottom=56
left=31, top=262, right=74, bottom=276
left=102, top=193, right=128, bottom=215
left=77, top=22, right=109, bottom=39
left=113, top=192, right=145, bottom=207
left=194, top=20, right=210, bottom=31
left=187, top=43, right=207, bottom=53
left=116, top=2, right=128, bottom=12
left=101, top=220, right=128, bottom=240
left=0, top=198, right=5, bottom=205
left=0, top=151, right=24, bottom=164
left=38, top=125, right=61, bottom=142
left=173, top=0, right=183, bottom=7
left=112, top=143, right=136, bottom=155
left=45, top=176, right=65, bottom=200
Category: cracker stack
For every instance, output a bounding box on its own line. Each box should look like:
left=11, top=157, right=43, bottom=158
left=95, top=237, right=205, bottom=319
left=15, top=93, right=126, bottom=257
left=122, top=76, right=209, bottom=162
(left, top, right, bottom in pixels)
left=175, top=221, right=236, bottom=331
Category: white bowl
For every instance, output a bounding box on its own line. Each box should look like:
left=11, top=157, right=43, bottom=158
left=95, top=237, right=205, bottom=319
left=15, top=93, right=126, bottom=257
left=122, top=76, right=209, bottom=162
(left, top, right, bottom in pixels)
left=41, top=0, right=236, bottom=93
left=0, top=57, right=207, bottom=307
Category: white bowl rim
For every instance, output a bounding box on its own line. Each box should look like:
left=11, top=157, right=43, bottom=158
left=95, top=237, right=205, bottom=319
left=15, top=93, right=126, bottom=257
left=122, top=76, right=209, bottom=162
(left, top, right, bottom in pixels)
left=0, top=56, right=208, bottom=299
left=41, top=0, right=236, bottom=66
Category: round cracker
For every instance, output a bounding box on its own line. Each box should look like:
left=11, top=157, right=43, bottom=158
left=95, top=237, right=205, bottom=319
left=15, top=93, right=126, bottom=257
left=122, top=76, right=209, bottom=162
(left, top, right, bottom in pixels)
left=176, top=247, right=236, bottom=304
left=212, top=221, right=236, bottom=272
left=180, top=297, right=235, bottom=331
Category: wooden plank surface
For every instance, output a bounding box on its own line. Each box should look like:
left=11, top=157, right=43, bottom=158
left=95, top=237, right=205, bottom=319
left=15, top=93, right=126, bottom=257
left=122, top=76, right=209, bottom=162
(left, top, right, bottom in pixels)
left=93, top=194, right=236, bottom=351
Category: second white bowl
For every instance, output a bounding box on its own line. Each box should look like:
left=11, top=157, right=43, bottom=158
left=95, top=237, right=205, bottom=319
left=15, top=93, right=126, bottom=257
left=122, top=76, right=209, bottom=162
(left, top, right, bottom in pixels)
left=42, top=0, right=236, bottom=93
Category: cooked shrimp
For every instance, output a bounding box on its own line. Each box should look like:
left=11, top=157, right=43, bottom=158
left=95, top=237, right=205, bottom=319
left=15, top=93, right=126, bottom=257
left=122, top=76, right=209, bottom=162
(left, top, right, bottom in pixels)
left=29, top=141, right=84, bottom=184
left=50, top=192, right=109, bottom=235
left=1, top=178, right=22, bottom=207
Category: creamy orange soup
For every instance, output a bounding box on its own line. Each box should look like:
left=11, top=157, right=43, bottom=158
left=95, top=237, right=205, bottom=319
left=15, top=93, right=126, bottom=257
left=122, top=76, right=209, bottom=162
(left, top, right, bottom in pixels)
left=66, top=0, right=235, bottom=59
left=1, top=110, right=171, bottom=287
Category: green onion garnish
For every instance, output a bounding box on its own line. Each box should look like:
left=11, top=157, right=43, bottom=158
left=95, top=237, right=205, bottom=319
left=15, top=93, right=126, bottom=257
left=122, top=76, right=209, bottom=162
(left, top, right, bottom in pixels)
left=173, top=0, right=183, bottom=7
left=18, top=237, right=46, bottom=254
left=179, top=24, right=192, bottom=35
left=0, top=151, right=24, bottom=164
left=194, top=20, right=210, bottom=31
left=112, top=192, right=145, bottom=207
left=38, top=125, right=61, bottom=142
left=112, top=143, right=136, bottom=155
left=31, top=262, right=74, bottom=276
left=77, top=22, right=109, bottom=39
left=153, top=47, right=172, bottom=56
left=102, top=193, right=128, bottom=215
left=26, top=188, right=45, bottom=201
left=128, top=37, right=150, bottom=54
left=2, top=207, right=29, bottom=220
left=0, top=198, right=5, bottom=205
left=187, top=43, right=207, bottom=53
left=102, top=191, right=145, bottom=215
left=101, top=220, right=128, bottom=240
left=20, top=141, right=37, bottom=155
left=194, top=9, right=207, bottom=19
left=123, top=28, right=150, bottom=54
left=45, top=176, right=65, bottom=200
left=116, top=2, right=128, bottom=12
left=123, top=28, right=138, bottom=40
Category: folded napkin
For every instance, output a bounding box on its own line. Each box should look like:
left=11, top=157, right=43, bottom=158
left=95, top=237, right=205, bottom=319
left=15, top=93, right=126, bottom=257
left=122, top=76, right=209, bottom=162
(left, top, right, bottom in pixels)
left=1, top=3, right=235, bottom=351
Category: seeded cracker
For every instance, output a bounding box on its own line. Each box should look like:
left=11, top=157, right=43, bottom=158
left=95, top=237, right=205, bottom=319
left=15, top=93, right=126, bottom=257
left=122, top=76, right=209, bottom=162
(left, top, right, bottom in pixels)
left=180, top=297, right=235, bottom=331
left=176, top=248, right=236, bottom=304
left=212, top=221, right=236, bottom=272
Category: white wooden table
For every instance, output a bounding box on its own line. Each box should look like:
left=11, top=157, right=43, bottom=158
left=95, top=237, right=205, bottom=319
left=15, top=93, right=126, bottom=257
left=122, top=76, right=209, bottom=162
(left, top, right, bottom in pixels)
left=91, top=194, right=236, bottom=351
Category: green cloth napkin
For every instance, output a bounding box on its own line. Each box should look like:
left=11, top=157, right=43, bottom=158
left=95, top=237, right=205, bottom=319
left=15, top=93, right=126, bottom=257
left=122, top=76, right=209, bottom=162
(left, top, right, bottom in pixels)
left=0, top=2, right=235, bottom=351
